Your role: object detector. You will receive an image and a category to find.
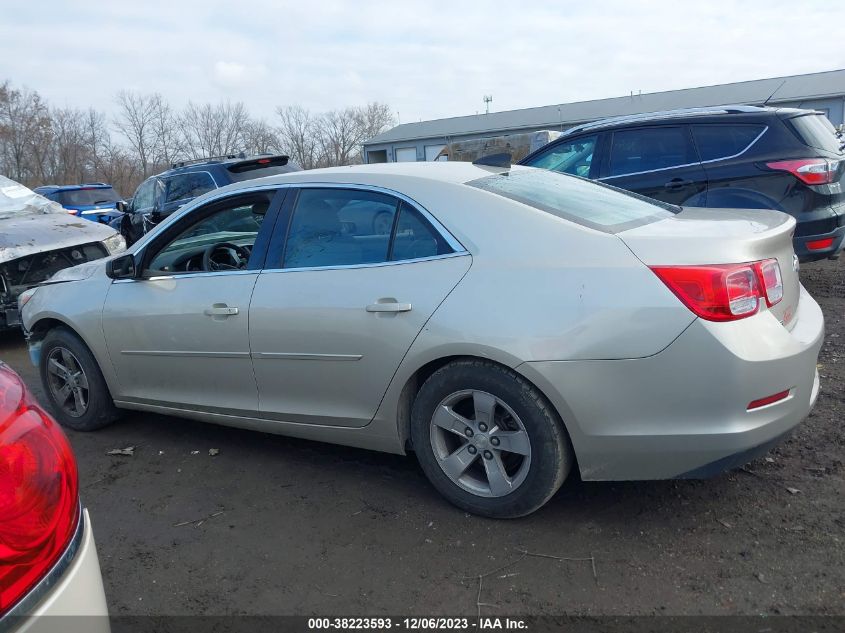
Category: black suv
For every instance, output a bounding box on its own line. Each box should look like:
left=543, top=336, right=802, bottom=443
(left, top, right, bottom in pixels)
left=115, top=153, right=299, bottom=245
left=519, top=106, right=845, bottom=261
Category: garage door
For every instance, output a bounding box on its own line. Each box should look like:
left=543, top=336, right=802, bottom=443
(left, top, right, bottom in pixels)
left=394, top=147, right=417, bottom=162
left=425, top=145, right=446, bottom=161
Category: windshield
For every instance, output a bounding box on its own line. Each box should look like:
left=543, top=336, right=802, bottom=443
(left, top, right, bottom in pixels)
left=467, top=168, right=677, bottom=233
left=0, top=176, right=66, bottom=220
left=56, top=187, right=121, bottom=207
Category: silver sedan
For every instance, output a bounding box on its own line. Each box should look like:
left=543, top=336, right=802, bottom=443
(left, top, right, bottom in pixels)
left=20, top=163, right=823, bottom=518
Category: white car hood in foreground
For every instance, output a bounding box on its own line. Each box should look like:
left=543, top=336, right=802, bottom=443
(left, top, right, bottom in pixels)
left=0, top=213, right=118, bottom=264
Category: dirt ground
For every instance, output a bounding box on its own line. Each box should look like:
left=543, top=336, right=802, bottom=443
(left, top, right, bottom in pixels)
left=0, top=259, right=842, bottom=617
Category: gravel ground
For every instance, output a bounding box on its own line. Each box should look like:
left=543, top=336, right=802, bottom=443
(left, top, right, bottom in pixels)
left=0, top=258, right=842, bottom=616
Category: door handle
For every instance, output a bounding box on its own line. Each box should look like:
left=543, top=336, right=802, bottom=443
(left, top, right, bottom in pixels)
left=204, top=305, right=239, bottom=316
left=664, top=178, right=693, bottom=190
left=366, top=302, right=412, bottom=313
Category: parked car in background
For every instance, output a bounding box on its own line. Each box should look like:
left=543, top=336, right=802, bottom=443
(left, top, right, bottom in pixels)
left=34, top=183, right=124, bottom=225
left=520, top=105, right=845, bottom=261
left=0, top=362, right=109, bottom=631
left=20, top=162, right=822, bottom=518
left=113, top=153, right=299, bottom=246
left=0, top=176, right=125, bottom=331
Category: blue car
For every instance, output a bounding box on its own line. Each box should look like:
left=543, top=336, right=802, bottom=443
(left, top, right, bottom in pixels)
left=34, top=183, right=124, bottom=224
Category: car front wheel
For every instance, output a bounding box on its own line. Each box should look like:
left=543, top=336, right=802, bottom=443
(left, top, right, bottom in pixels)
left=39, top=327, right=119, bottom=431
left=411, top=359, right=573, bottom=518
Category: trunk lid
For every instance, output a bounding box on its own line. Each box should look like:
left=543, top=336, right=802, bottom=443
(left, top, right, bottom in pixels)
left=618, top=207, right=800, bottom=328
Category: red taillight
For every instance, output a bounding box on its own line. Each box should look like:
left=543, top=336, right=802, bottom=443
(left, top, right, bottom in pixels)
left=257, top=158, right=271, bottom=164
left=0, top=365, right=79, bottom=616
left=766, top=158, right=838, bottom=185
left=806, top=237, right=835, bottom=251
left=748, top=389, right=791, bottom=410
left=651, top=259, right=783, bottom=321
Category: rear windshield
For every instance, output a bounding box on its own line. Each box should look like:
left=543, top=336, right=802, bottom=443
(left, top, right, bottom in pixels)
left=789, top=114, right=842, bottom=153
left=468, top=168, right=676, bottom=233
left=56, top=187, right=120, bottom=206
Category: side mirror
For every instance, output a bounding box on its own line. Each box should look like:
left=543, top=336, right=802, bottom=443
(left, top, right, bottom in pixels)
left=115, top=200, right=128, bottom=213
left=106, top=254, right=137, bottom=280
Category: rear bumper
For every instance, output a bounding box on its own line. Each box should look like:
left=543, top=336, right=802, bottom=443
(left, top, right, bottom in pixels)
left=4, top=509, right=110, bottom=633
left=519, top=284, right=824, bottom=480
left=794, top=214, right=845, bottom=262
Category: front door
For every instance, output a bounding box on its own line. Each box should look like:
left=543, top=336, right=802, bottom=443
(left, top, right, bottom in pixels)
left=250, top=187, right=471, bottom=427
left=102, top=190, right=280, bottom=414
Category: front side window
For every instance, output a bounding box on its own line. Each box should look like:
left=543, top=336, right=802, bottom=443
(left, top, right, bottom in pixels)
left=523, top=135, right=597, bottom=178
left=147, top=193, right=272, bottom=274
left=691, top=124, right=766, bottom=161
left=469, top=168, right=676, bottom=233
left=609, top=127, right=697, bottom=176
left=164, top=172, right=217, bottom=204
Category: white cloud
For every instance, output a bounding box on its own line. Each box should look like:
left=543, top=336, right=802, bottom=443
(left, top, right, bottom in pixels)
left=212, top=61, right=267, bottom=89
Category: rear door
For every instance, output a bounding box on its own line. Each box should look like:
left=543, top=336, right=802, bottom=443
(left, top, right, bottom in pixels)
left=600, top=125, right=707, bottom=206
left=249, top=186, right=471, bottom=428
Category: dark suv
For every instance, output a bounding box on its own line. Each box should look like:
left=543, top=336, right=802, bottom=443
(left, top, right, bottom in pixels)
left=519, top=105, right=845, bottom=261
left=115, top=153, right=299, bottom=245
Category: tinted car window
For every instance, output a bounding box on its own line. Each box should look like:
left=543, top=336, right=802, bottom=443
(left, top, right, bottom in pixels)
left=164, top=172, right=216, bottom=203
left=691, top=125, right=765, bottom=161
left=132, top=179, right=156, bottom=211
left=283, top=189, right=400, bottom=268
left=469, top=168, right=675, bottom=233
left=391, top=202, right=452, bottom=261
left=609, top=127, right=697, bottom=176
left=789, top=114, right=842, bottom=153
left=56, top=187, right=120, bottom=206
left=524, top=135, right=597, bottom=177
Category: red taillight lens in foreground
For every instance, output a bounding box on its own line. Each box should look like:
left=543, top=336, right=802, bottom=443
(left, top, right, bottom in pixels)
left=806, top=237, right=835, bottom=251
left=766, top=158, right=838, bottom=185
left=748, top=389, right=791, bottom=410
left=0, top=365, right=79, bottom=616
left=651, top=259, right=783, bottom=321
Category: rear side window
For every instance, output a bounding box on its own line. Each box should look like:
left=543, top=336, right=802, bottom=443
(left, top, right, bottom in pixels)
left=788, top=114, right=842, bottom=153
left=390, top=202, right=452, bottom=261
left=609, top=127, right=697, bottom=176
left=469, top=168, right=675, bottom=233
left=164, top=172, right=216, bottom=203
left=523, top=135, right=598, bottom=178
left=691, top=125, right=765, bottom=161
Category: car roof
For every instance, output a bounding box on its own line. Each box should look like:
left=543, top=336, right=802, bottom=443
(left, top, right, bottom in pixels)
left=561, top=104, right=813, bottom=136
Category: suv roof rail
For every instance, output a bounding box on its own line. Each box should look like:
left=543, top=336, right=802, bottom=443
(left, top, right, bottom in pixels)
left=81, top=182, right=109, bottom=187
left=171, top=152, right=248, bottom=169
left=564, top=104, right=769, bottom=136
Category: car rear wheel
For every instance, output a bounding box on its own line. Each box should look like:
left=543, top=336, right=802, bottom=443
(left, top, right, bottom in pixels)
left=411, top=359, right=573, bottom=518
left=39, top=327, right=119, bottom=431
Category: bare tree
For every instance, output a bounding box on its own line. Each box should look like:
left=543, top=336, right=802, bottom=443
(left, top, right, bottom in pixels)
left=113, top=90, right=159, bottom=177
left=180, top=101, right=251, bottom=158
left=276, top=105, right=319, bottom=169
left=356, top=102, right=396, bottom=144
left=242, top=118, right=282, bottom=156
left=0, top=82, right=52, bottom=185
left=315, top=107, right=366, bottom=167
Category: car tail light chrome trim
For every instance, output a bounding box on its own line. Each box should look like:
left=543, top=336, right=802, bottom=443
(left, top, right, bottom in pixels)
left=747, top=389, right=792, bottom=410
left=650, top=259, right=783, bottom=322
left=766, top=158, right=839, bottom=185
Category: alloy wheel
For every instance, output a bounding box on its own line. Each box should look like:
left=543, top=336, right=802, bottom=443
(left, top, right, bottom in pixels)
left=429, top=389, right=532, bottom=498
left=45, top=347, right=90, bottom=418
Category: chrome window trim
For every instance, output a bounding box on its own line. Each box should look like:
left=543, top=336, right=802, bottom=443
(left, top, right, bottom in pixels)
left=113, top=269, right=257, bottom=283
left=599, top=125, right=768, bottom=181
left=261, top=250, right=470, bottom=274
left=0, top=504, right=84, bottom=628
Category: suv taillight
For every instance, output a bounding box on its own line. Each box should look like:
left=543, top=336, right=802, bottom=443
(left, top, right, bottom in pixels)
left=766, top=158, right=839, bottom=185
left=651, top=259, right=783, bottom=322
left=0, top=364, right=79, bottom=616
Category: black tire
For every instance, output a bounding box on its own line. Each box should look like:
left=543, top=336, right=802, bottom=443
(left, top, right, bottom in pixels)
left=411, top=359, right=573, bottom=518
left=39, top=327, right=120, bottom=431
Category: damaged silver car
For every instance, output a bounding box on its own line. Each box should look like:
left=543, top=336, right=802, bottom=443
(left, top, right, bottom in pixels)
left=0, top=176, right=125, bottom=330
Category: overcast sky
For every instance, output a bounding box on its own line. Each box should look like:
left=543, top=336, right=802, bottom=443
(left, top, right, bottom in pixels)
left=2, top=0, right=844, bottom=125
